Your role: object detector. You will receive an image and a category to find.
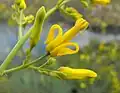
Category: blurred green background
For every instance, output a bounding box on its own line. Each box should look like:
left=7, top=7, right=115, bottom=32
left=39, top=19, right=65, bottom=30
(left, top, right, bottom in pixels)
left=0, top=0, right=120, bottom=93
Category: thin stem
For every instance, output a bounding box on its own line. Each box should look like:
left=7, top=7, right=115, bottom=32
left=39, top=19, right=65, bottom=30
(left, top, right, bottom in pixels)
left=4, top=54, right=48, bottom=74
left=18, top=10, right=26, bottom=59
left=39, top=58, right=51, bottom=68
left=18, top=10, right=23, bottom=39
left=59, top=0, right=71, bottom=6
left=45, top=0, right=71, bottom=19
left=0, top=28, right=33, bottom=75
left=45, top=5, right=58, bottom=20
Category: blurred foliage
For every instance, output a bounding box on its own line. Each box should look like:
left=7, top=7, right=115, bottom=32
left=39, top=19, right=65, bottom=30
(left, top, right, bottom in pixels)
left=0, top=0, right=120, bottom=26
left=87, top=0, right=120, bottom=26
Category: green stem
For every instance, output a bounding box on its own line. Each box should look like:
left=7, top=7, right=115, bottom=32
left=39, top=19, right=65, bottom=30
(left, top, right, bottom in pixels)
left=39, top=57, right=51, bottom=68
left=45, top=5, right=58, bottom=20
left=44, top=0, right=71, bottom=19
left=60, top=0, right=71, bottom=6
left=18, top=10, right=26, bottom=59
left=18, top=10, right=23, bottom=39
left=0, top=28, right=33, bottom=75
left=4, top=54, right=48, bottom=74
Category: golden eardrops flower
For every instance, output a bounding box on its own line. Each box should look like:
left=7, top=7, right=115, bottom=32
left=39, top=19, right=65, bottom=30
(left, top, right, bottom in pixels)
left=58, top=67, right=97, bottom=79
left=45, top=18, right=89, bottom=56
left=92, top=0, right=111, bottom=5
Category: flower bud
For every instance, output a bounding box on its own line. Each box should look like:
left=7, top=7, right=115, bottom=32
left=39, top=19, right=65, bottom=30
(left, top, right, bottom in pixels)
left=15, top=0, right=26, bottom=10
left=91, top=0, right=111, bottom=5
left=30, top=6, right=46, bottom=50
left=65, top=7, right=83, bottom=20
left=25, top=15, right=34, bottom=24
left=19, top=0, right=26, bottom=10
left=58, top=67, right=97, bottom=79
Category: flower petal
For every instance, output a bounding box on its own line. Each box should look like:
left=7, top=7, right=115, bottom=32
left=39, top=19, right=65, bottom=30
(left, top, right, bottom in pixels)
left=50, top=42, right=79, bottom=56
left=62, top=18, right=89, bottom=42
left=45, top=24, right=63, bottom=52
left=58, top=67, right=97, bottom=79
left=45, top=24, right=63, bottom=44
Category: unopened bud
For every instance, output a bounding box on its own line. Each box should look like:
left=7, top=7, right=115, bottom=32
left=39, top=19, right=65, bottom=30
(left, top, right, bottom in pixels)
left=65, top=7, right=83, bottom=20
left=25, top=15, right=34, bottom=23
left=91, top=0, right=111, bottom=5
left=19, top=0, right=26, bottom=10
left=15, top=0, right=26, bottom=10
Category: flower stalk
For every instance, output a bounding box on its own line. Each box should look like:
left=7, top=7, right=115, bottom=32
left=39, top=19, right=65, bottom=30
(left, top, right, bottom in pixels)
left=0, top=28, right=33, bottom=75
left=3, top=54, right=48, bottom=74
left=18, top=10, right=23, bottom=39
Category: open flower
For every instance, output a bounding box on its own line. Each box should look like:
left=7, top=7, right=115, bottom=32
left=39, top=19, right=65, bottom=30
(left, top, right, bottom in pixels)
left=58, top=67, right=97, bottom=79
left=92, top=0, right=111, bottom=5
left=45, top=18, right=89, bottom=56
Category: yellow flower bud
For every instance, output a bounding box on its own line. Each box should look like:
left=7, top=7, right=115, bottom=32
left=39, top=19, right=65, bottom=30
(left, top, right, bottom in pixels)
left=19, top=0, right=26, bottom=10
left=92, top=0, right=111, bottom=5
left=15, top=0, right=26, bottom=10
left=58, top=67, right=97, bottom=79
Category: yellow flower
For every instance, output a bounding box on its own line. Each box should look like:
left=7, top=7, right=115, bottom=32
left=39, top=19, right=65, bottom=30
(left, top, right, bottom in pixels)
left=92, top=0, right=111, bottom=5
left=45, top=18, right=89, bottom=56
left=15, top=0, right=26, bottom=9
left=58, top=67, right=97, bottom=79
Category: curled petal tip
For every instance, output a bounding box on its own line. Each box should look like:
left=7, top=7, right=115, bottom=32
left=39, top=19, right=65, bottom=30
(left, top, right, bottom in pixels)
left=89, top=71, right=97, bottom=78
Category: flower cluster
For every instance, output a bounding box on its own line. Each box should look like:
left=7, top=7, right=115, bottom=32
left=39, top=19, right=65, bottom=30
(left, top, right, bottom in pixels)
left=44, top=17, right=98, bottom=79
left=45, top=18, right=89, bottom=56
